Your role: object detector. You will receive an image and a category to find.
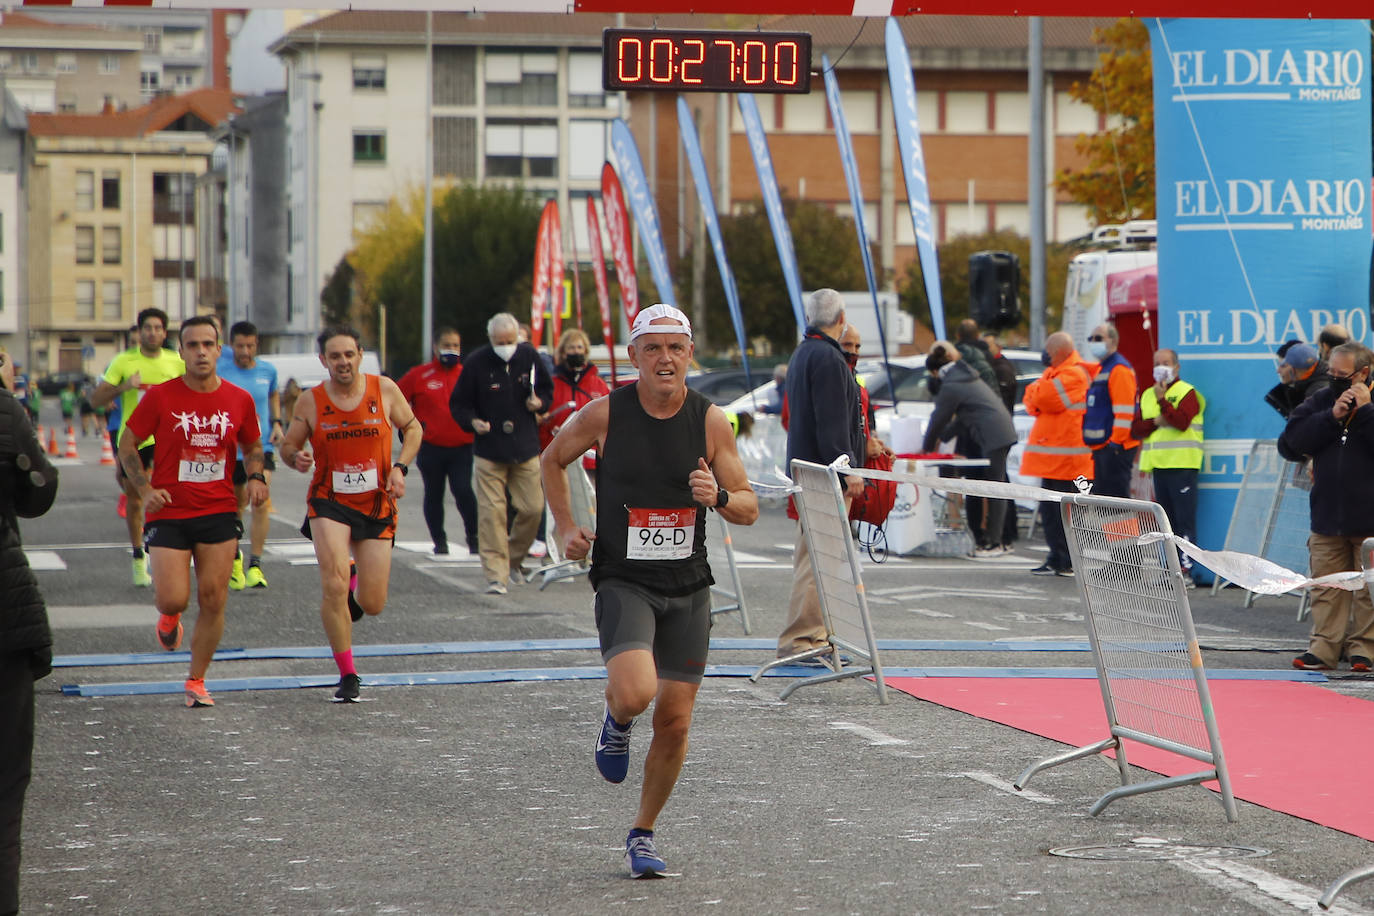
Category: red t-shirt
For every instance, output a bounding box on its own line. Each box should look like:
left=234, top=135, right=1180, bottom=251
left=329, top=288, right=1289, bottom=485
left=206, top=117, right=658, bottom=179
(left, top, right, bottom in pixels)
left=124, top=377, right=261, bottom=520
left=396, top=359, right=473, bottom=448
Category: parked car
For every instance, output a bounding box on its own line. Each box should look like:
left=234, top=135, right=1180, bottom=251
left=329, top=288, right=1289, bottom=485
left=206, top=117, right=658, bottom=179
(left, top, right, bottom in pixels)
left=36, top=370, right=94, bottom=396
left=686, top=366, right=771, bottom=406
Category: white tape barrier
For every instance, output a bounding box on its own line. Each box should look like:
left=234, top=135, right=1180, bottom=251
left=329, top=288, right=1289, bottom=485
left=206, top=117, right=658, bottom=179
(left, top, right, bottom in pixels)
left=1136, top=532, right=1367, bottom=595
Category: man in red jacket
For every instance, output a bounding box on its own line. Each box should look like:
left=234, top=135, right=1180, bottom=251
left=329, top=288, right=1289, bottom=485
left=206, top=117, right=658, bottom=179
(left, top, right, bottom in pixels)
left=397, top=328, right=478, bottom=555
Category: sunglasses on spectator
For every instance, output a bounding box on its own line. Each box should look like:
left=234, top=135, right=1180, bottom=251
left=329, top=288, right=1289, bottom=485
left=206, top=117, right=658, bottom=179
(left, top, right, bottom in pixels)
left=1087, top=335, right=1106, bottom=342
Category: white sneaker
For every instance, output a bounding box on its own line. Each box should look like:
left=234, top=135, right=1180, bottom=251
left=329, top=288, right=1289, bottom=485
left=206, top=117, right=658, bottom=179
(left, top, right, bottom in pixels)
left=485, top=581, right=507, bottom=595
left=972, top=545, right=1006, bottom=559
left=529, top=539, right=548, bottom=559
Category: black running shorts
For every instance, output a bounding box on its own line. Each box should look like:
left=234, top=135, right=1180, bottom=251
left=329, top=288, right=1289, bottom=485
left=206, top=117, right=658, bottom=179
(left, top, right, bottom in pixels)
left=115, top=442, right=156, bottom=483
left=231, top=452, right=277, bottom=484
left=302, top=498, right=396, bottom=541
left=144, top=512, right=242, bottom=551
left=594, top=578, right=711, bottom=684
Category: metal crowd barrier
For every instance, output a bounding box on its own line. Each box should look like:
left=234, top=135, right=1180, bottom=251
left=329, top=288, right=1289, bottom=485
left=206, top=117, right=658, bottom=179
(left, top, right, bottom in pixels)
left=535, top=462, right=751, bottom=633
left=750, top=458, right=888, bottom=703
left=1016, top=493, right=1238, bottom=821
left=1318, top=537, right=1374, bottom=910
left=1213, top=440, right=1312, bottom=618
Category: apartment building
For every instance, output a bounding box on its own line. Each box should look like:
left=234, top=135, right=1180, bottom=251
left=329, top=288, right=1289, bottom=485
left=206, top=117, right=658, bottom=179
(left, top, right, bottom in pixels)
left=0, top=90, right=25, bottom=357
left=25, top=88, right=235, bottom=375
left=0, top=11, right=143, bottom=114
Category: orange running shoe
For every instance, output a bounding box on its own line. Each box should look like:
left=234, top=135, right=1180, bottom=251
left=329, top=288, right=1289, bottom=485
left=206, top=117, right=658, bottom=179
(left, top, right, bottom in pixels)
left=184, top=678, right=214, bottom=708
left=156, top=618, right=182, bottom=651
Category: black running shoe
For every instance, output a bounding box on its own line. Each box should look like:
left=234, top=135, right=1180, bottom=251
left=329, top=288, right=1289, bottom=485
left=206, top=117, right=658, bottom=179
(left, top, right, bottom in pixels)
left=333, top=673, right=361, bottom=702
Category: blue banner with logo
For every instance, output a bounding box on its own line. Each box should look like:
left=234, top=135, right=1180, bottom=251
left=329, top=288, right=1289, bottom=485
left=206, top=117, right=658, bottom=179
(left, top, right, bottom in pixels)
left=1148, top=18, right=1372, bottom=555
left=610, top=118, right=675, bottom=306
left=676, top=97, right=753, bottom=395
left=737, top=93, right=806, bottom=337
left=885, top=17, right=946, bottom=342
left=823, top=54, right=897, bottom=400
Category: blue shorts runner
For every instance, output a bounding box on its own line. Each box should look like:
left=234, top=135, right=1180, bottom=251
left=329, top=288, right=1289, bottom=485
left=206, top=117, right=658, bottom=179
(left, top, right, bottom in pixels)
left=594, top=578, right=711, bottom=684
left=144, top=512, right=242, bottom=550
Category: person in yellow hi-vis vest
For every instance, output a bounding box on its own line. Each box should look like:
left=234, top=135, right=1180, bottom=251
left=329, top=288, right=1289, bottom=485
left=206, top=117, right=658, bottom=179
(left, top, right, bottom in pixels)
left=1130, top=348, right=1205, bottom=587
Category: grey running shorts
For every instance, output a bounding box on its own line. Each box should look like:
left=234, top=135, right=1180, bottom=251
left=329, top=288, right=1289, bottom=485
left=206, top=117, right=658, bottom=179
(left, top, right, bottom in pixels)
left=594, top=578, right=711, bottom=684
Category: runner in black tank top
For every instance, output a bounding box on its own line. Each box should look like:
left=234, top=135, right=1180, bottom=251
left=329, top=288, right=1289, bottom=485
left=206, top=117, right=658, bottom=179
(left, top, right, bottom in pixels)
left=539, top=304, right=758, bottom=879
left=591, top=384, right=713, bottom=596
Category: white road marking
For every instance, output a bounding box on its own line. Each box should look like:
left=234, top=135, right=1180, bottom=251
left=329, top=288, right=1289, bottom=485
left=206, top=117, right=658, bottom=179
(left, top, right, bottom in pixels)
left=963, top=621, right=1012, bottom=632
left=958, top=770, right=1057, bottom=804
left=24, top=550, right=66, bottom=570
left=1174, top=858, right=1373, bottom=915
left=828, top=721, right=909, bottom=746
left=908, top=607, right=954, bottom=619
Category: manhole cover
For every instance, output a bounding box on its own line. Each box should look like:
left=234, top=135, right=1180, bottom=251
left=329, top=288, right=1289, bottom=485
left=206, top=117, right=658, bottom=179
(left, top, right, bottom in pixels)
left=1049, top=838, right=1270, bottom=861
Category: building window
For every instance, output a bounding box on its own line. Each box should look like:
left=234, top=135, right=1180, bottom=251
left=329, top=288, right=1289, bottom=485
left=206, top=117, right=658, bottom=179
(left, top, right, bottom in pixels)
left=75, top=226, right=95, bottom=264
left=102, top=226, right=121, bottom=265
left=141, top=71, right=161, bottom=93
left=352, top=56, right=386, bottom=90
left=55, top=54, right=76, bottom=74
left=19, top=53, right=38, bottom=73
left=353, top=131, right=386, bottom=163
left=484, top=52, right=556, bottom=107
left=99, top=55, right=120, bottom=75
left=102, top=172, right=120, bottom=209
left=75, top=171, right=94, bottom=211
left=0, top=54, right=10, bottom=72
left=567, top=120, right=606, bottom=181
left=433, top=47, right=476, bottom=106
left=945, top=91, right=989, bottom=133
left=993, top=91, right=1030, bottom=135
left=782, top=93, right=826, bottom=132
left=568, top=53, right=605, bottom=108
left=434, top=116, right=477, bottom=179
left=485, top=120, right=557, bottom=180
left=144, top=30, right=162, bottom=53
left=58, top=100, right=76, bottom=113
left=75, top=280, right=95, bottom=320
left=101, top=280, right=122, bottom=321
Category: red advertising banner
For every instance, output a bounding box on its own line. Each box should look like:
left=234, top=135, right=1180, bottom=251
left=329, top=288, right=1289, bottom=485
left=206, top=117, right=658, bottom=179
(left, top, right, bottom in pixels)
left=600, top=162, right=640, bottom=325
left=547, top=201, right=564, bottom=347
left=531, top=200, right=554, bottom=349
left=586, top=198, right=617, bottom=382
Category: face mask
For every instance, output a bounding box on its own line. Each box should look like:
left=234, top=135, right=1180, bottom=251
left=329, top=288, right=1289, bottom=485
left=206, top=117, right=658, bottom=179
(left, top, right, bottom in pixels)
left=1086, top=341, right=1108, bottom=361
left=1040, top=349, right=1052, bottom=367
left=1153, top=365, right=1174, bottom=385
left=493, top=344, right=517, bottom=363
left=438, top=350, right=460, bottom=368
left=844, top=352, right=859, bottom=370
left=565, top=352, right=586, bottom=369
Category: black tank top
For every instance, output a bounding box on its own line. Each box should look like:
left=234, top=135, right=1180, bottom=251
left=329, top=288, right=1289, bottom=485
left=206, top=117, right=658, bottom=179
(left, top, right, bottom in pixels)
left=591, top=384, right=713, bottom=597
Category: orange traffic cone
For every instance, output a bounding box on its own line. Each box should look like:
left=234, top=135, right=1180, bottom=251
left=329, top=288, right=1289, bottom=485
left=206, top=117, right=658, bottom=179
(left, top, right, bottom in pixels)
left=64, top=425, right=79, bottom=459
left=99, top=435, right=116, bottom=466
left=46, top=427, right=60, bottom=456
left=34, top=423, right=45, bottom=448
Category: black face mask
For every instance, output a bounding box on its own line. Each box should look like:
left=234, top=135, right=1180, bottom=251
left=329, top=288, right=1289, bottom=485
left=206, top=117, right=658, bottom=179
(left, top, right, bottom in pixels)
left=1329, top=372, right=1366, bottom=396
left=438, top=351, right=460, bottom=369
left=565, top=353, right=586, bottom=369
left=1040, top=349, right=1052, bottom=367
left=844, top=352, right=859, bottom=370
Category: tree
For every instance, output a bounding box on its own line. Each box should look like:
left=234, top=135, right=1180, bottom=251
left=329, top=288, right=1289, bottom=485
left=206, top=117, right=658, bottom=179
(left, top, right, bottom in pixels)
left=898, top=229, right=1081, bottom=342
left=350, top=184, right=543, bottom=372
left=1053, top=18, right=1155, bottom=226
left=692, top=198, right=868, bottom=353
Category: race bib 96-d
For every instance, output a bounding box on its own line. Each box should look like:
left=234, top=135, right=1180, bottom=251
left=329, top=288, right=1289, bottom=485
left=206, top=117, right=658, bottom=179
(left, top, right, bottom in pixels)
left=625, top=507, right=696, bottom=561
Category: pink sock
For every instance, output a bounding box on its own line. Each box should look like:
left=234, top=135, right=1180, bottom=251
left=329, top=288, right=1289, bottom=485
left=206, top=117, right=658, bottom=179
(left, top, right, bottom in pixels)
left=333, top=650, right=356, bottom=677
left=157, top=613, right=179, bottom=636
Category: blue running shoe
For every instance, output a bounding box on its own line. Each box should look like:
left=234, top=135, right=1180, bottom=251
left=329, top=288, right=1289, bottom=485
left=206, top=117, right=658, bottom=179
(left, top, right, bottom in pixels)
left=595, top=705, right=633, bottom=784
left=625, top=833, right=666, bottom=878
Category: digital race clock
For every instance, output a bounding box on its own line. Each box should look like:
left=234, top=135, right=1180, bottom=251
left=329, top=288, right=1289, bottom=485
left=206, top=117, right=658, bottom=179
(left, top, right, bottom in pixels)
left=602, top=29, right=812, bottom=94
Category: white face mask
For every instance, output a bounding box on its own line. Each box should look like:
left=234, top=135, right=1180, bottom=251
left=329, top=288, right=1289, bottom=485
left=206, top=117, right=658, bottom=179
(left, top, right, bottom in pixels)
left=1086, top=340, right=1108, bottom=361
left=493, top=343, right=517, bottom=363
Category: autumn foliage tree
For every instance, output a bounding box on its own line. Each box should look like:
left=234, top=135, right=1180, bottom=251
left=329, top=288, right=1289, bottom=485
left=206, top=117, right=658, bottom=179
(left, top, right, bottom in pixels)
left=1054, top=18, right=1155, bottom=226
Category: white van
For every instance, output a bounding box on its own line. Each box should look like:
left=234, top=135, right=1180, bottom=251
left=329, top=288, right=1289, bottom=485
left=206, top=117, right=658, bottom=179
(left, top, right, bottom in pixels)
left=259, top=351, right=384, bottom=389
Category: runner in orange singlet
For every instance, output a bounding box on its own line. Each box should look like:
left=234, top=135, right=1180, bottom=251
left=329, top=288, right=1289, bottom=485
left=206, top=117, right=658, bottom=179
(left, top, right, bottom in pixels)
left=279, top=326, right=422, bottom=702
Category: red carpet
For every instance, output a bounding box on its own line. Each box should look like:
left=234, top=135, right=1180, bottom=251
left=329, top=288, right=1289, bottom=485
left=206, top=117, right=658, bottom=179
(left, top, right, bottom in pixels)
left=887, top=676, right=1374, bottom=840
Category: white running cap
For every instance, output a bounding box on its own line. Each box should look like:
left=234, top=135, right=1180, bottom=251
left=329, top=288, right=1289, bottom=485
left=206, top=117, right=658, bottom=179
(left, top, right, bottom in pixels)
left=630, top=303, right=693, bottom=342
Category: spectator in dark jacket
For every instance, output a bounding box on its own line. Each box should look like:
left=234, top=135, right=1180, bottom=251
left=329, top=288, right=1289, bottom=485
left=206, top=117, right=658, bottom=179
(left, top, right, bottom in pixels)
left=0, top=350, right=58, bottom=916
left=982, top=333, right=1019, bottom=413
left=1265, top=342, right=1331, bottom=419
left=922, top=342, right=1017, bottom=557
left=954, top=319, right=998, bottom=391
left=776, top=289, right=865, bottom=662
left=1278, top=341, right=1374, bottom=672
left=451, top=312, right=554, bottom=594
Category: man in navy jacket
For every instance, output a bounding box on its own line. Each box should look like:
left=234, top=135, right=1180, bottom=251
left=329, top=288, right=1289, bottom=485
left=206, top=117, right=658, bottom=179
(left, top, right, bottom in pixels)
left=1278, top=341, right=1374, bottom=671
left=775, top=289, right=865, bottom=662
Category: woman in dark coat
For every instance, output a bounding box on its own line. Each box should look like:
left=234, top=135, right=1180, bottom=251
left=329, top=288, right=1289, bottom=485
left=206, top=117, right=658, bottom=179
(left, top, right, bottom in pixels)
left=0, top=350, right=58, bottom=916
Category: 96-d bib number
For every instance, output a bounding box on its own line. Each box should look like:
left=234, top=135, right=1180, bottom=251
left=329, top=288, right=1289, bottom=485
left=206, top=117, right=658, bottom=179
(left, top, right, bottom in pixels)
left=625, top=507, right=696, bottom=561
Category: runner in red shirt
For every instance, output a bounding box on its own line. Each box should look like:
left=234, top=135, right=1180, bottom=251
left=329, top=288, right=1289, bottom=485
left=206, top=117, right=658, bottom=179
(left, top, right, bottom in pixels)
left=120, top=315, right=266, bottom=708
left=396, top=327, right=477, bottom=555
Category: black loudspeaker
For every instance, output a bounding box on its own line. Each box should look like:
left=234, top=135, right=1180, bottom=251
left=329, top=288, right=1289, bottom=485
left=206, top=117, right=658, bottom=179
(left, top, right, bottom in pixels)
left=969, top=250, right=1022, bottom=330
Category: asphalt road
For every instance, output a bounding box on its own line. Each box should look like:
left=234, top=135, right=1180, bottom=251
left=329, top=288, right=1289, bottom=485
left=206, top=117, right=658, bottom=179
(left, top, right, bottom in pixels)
left=15, top=417, right=1374, bottom=915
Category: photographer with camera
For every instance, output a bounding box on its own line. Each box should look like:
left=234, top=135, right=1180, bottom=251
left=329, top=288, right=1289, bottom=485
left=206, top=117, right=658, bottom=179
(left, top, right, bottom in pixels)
left=450, top=312, right=553, bottom=594
left=0, top=348, right=59, bottom=915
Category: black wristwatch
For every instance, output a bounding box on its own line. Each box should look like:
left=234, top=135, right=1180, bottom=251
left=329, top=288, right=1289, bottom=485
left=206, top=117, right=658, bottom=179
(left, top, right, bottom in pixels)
left=715, top=487, right=729, bottom=509
left=248, top=472, right=267, bottom=484
left=393, top=462, right=409, bottom=477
